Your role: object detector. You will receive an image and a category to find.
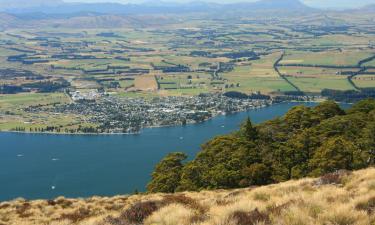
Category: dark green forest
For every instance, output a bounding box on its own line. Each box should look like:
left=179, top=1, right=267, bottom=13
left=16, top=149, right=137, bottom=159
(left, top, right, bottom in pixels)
left=147, top=99, right=375, bottom=193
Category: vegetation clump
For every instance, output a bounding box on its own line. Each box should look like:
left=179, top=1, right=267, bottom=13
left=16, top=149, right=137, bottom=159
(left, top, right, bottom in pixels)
left=229, top=209, right=270, bottom=225
left=110, top=200, right=162, bottom=224
left=314, top=170, right=351, bottom=186
left=356, top=197, right=375, bottom=214
left=60, top=207, right=92, bottom=223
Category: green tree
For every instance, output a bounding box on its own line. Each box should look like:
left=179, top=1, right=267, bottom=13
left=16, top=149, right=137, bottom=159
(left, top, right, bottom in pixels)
left=309, top=137, right=364, bottom=176
left=147, top=152, right=187, bottom=193
left=312, top=113, right=367, bottom=140
left=177, top=162, right=205, bottom=191
left=206, top=164, right=241, bottom=189
left=240, top=117, right=258, bottom=141
left=313, top=100, right=345, bottom=121
left=348, top=98, right=375, bottom=114
left=241, top=163, right=272, bottom=186
left=272, top=130, right=318, bottom=181
left=289, top=131, right=319, bottom=178
left=284, top=105, right=313, bottom=130
left=359, top=115, right=375, bottom=165
left=178, top=136, right=259, bottom=190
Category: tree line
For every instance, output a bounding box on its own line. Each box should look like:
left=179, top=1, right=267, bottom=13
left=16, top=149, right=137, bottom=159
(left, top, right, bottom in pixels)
left=322, top=89, right=375, bottom=102
left=147, top=99, right=375, bottom=193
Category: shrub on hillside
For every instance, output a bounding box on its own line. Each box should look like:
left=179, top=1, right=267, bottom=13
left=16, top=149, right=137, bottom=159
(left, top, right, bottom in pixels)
left=229, top=209, right=270, bottom=225
left=60, top=207, right=91, bottom=223
left=356, top=196, right=375, bottom=214
left=314, top=170, right=351, bottom=186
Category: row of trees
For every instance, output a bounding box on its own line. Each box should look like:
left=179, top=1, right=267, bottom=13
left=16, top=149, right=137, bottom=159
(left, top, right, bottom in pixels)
left=322, top=88, right=375, bottom=102
left=147, top=99, right=375, bottom=193
left=11, top=126, right=98, bottom=134
left=0, top=80, right=70, bottom=94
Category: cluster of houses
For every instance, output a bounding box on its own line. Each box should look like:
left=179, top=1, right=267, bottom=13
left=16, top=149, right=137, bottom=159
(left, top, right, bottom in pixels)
left=31, top=94, right=271, bottom=133
left=70, top=90, right=103, bottom=101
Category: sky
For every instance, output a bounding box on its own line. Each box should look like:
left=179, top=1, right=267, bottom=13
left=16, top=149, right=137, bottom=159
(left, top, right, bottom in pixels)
left=63, top=0, right=375, bottom=9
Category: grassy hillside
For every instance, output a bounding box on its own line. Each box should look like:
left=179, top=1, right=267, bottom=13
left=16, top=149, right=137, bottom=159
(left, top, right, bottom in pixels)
left=0, top=168, right=375, bottom=225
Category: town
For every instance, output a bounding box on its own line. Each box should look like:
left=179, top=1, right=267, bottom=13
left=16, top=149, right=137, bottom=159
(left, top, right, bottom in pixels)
left=24, top=94, right=272, bottom=134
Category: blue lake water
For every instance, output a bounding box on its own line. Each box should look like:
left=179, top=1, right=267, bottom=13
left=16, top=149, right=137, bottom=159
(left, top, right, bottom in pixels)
left=0, top=102, right=325, bottom=201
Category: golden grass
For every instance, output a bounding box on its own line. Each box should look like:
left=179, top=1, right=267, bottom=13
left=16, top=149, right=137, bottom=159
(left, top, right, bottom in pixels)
left=134, top=75, right=159, bottom=91
left=1, top=168, right=375, bottom=225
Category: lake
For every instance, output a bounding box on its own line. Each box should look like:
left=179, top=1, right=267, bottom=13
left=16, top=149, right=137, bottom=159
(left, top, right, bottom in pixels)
left=0, top=102, right=321, bottom=201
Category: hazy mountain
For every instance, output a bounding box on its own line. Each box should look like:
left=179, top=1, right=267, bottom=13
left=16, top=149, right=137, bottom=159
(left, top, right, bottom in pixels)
left=0, top=0, right=63, bottom=10
left=234, top=0, right=309, bottom=10
left=0, top=11, right=177, bottom=29
left=343, top=3, right=375, bottom=13
left=0, top=0, right=316, bottom=29
left=0, top=12, right=21, bottom=29
left=2, top=0, right=312, bottom=14
left=4, top=2, right=201, bottom=14
left=46, top=14, right=175, bottom=28
left=360, top=4, right=375, bottom=11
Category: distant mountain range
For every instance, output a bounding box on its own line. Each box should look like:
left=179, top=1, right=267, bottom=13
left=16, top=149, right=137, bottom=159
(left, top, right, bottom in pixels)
left=355, top=4, right=375, bottom=12
left=0, top=0, right=63, bottom=10
left=1, top=0, right=314, bottom=15
left=0, top=0, right=373, bottom=29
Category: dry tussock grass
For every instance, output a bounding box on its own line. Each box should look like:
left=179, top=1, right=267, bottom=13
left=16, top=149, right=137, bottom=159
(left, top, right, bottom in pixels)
left=1, top=168, right=375, bottom=225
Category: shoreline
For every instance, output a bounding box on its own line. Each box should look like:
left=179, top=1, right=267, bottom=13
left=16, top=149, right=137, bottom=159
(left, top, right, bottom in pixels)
left=0, top=99, right=334, bottom=136
left=1, top=103, right=274, bottom=136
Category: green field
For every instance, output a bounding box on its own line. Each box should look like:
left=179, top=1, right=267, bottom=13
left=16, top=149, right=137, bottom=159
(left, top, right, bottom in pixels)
left=287, top=76, right=355, bottom=93
left=0, top=93, right=87, bottom=131
left=0, top=93, right=70, bottom=110
left=281, top=50, right=373, bottom=67
left=1, top=10, right=375, bottom=130
left=1, top=22, right=374, bottom=96
left=353, top=75, right=375, bottom=88
left=225, top=77, right=296, bottom=93
left=278, top=66, right=354, bottom=77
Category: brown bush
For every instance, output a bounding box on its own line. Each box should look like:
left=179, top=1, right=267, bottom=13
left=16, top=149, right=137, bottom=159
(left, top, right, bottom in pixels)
left=162, top=194, right=206, bottom=214
left=16, top=202, right=32, bottom=218
left=103, top=216, right=131, bottom=225
left=225, top=190, right=243, bottom=199
left=104, top=203, right=124, bottom=211
left=105, top=196, right=206, bottom=224
left=266, top=200, right=297, bottom=216
left=120, top=201, right=162, bottom=224
left=216, top=199, right=231, bottom=206
left=159, top=195, right=209, bottom=223
left=47, top=199, right=57, bottom=206
left=60, top=207, right=91, bottom=223
left=0, top=203, right=10, bottom=209
left=190, top=214, right=208, bottom=224
left=315, top=170, right=351, bottom=186
left=356, top=196, right=375, bottom=214
left=55, top=198, right=73, bottom=208
left=103, top=200, right=163, bottom=225
left=230, top=208, right=270, bottom=225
